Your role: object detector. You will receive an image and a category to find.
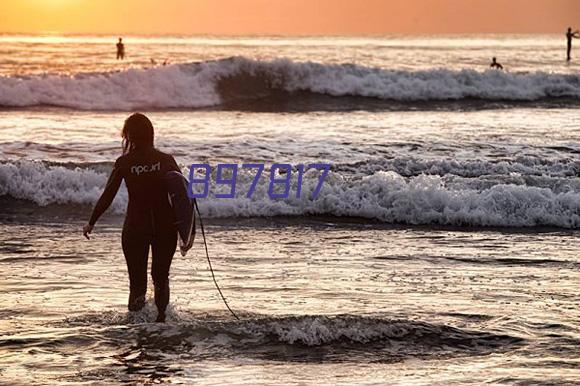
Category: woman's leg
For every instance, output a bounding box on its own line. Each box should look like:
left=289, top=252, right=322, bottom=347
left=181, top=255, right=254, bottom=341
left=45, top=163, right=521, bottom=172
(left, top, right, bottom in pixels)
left=151, top=231, right=177, bottom=321
left=121, top=229, right=150, bottom=311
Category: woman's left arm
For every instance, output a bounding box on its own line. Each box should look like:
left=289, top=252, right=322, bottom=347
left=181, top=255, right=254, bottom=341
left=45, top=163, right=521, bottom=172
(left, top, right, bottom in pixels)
left=168, top=155, right=181, bottom=173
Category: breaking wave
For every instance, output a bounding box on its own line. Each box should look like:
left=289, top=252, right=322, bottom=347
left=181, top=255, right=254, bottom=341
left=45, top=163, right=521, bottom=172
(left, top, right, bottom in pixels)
left=2, top=160, right=580, bottom=228
left=57, top=310, right=523, bottom=361
left=1, top=57, right=579, bottom=110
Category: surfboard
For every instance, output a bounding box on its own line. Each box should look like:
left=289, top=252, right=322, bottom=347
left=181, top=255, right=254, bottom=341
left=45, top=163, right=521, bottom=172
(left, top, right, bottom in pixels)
left=164, top=171, right=195, bottom=256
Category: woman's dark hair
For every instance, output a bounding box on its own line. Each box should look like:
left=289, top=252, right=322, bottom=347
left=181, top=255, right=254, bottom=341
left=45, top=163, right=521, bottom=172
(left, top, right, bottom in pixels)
left=122, top=113, right=154, bottom=154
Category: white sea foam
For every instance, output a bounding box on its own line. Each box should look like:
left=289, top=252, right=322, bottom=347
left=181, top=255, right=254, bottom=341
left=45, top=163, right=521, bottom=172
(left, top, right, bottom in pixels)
left=2, top=161, right=579, bottom=228
left=0, top=57, right=579, bottom=110
left=245, top=316, right=415, bottom=346
left=341, top=155, right=580, bottom=179
left=0, top=161, right=127, bottom=211
left=0, top=65, right=220, bottom=110
left=64, top=311, right=516, bottom=352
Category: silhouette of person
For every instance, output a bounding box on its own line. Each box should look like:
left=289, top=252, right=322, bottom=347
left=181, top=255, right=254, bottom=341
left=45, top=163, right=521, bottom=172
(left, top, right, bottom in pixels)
left=566, top=27, right=580, bottom=61
left=490, top=57, right=503, bottom=70
left=84, top=113, right=181, bottom=323
left=116, top=38, right=125, bottom=60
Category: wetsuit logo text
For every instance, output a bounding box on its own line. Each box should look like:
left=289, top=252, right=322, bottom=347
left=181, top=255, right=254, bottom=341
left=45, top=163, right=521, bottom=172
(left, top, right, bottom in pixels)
left=131, top=162, right=161, bottom=176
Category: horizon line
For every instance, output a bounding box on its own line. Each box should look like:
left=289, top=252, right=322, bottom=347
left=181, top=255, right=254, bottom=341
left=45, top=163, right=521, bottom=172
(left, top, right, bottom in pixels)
left=0, top=31, right=570, bottom=38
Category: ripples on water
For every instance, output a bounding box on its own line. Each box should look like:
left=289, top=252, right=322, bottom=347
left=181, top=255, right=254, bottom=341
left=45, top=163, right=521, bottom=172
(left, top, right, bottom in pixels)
left=0, top=34, right=577, bottom=76
left=0, top=219, right=578, bottom=384
left=0, top=35, right=579, bottom=385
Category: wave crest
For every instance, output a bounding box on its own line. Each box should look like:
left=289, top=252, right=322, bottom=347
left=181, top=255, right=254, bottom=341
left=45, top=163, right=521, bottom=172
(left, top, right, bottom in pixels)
left=1, top=57, right=579, bottom=110
left=2, top=160, right=580, bottom=228
left=63, top=311, right=523, bottom=356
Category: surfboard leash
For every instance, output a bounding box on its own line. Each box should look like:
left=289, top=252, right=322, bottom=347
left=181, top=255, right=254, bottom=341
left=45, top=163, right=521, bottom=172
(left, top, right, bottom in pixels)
left=193, top=199, right=240, bottom=321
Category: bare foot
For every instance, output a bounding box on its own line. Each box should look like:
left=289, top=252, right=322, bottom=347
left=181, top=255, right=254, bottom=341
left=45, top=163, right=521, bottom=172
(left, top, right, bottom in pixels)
left=128, top=294, right=145, bottom=312
left=155, top=313, right=166, bottom=323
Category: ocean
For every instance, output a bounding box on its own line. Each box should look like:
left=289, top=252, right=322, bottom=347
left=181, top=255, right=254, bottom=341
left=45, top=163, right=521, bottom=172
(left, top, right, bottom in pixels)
left=0, top=34, right=579, bottom=385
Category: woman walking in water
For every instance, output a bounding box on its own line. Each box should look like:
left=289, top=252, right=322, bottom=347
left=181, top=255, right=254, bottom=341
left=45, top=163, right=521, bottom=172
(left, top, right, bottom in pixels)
left=83, top=113, right=180, bottom=322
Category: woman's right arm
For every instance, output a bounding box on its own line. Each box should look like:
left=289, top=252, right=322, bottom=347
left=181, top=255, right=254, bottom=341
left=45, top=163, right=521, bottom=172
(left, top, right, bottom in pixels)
left=84, top=162, right=124, bottom=238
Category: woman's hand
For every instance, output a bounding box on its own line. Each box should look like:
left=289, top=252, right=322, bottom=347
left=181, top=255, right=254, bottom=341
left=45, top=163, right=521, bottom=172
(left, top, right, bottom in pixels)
left=83, top=224, right=94, bottom=240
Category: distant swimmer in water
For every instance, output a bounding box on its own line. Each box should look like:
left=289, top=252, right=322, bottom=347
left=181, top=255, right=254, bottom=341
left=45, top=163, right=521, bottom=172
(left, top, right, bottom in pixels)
left=116, top=37, right=125, bottom=60
left=566, top=27, right=580, bottom=61
left=83, top=113, right=181, bottom=322
left=490, top=57, right=503, bottom=70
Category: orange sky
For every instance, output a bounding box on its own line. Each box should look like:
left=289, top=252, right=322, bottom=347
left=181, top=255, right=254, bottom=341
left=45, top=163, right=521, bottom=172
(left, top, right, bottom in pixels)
left=0, top=0, right=578, bottom=35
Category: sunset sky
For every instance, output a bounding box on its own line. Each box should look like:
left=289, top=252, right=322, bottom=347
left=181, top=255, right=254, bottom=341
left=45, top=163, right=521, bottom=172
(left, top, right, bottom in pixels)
left=0, top=0, right=578, bottom=35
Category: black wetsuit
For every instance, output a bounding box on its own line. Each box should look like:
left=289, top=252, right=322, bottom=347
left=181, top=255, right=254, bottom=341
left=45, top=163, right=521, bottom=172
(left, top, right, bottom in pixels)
left=116, top=43, right=125, bottom=60
left=89, top=147, right=180, bottom=313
